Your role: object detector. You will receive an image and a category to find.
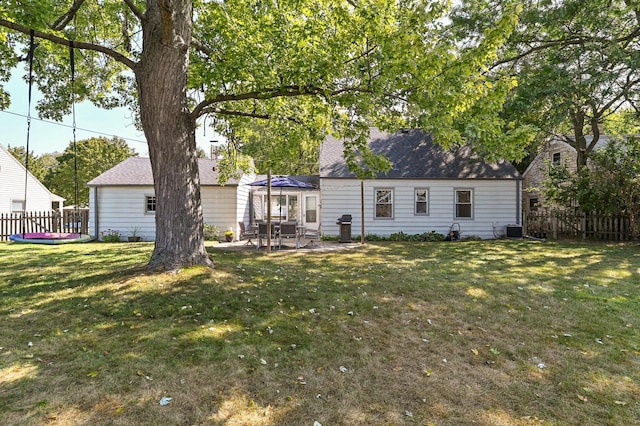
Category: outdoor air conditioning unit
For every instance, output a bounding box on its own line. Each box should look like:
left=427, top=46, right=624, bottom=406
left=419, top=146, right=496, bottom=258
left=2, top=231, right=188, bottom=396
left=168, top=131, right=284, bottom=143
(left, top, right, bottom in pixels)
left=506, top=225, right=523, bottom=238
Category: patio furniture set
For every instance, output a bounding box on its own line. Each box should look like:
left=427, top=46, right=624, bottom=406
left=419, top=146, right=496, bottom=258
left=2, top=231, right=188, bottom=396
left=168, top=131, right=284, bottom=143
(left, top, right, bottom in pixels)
left=239, top=221, right=319, bottom=249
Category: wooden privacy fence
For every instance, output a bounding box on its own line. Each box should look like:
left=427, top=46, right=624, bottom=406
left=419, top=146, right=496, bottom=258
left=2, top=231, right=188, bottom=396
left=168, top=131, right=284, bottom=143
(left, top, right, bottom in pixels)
left=0, top=210, right=89, bottom=241
left=524, top=211, right=637, bottom=241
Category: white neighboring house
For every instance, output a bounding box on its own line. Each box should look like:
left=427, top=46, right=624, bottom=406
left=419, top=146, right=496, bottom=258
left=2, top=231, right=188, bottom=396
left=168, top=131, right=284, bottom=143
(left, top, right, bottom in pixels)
left=87, top=156, right=256, bottom=241
left=0, top=143, right=64, bottom=214
left=319, top=129, right=523, bottom=240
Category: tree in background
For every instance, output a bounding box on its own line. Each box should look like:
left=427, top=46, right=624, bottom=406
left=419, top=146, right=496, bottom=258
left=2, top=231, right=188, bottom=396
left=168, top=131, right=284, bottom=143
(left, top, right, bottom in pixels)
left=603, top=109, right=640, bottom=138
left=224, top=118, right=322, bottom=176
left=46, top=137, right=136, bottom=207
left=1, top=1, right=531, bottom=270
left=541, top=137, right=640, bottom=236
left=7, top=145, right=57, bottom=183
left=454, top=0, right=640, bottom=171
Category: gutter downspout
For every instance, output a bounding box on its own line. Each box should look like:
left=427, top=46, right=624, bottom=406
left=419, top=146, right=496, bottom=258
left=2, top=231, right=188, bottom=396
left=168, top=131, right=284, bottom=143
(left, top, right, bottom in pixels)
left=516, top=179, right=521, bottom=225
left=93, top=186, right=99, bottom=237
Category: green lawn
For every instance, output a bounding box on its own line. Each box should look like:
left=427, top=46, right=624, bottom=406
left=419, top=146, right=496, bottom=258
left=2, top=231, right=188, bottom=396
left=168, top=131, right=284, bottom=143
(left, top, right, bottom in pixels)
left=1, top=240, right=639, bottom=425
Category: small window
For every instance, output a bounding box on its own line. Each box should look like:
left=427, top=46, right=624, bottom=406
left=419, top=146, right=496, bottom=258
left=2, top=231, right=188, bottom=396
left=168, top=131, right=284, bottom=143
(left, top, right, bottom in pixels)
left=288, top=195, right=298, bottom=221
left=455, top=189, right=473, bottom=219
left=415, top=189, right=429, bottom=215
left=11, top=199, right=25, bottom=214
left=529, top=198, right=539, bottom=211
left=375, top=189, right=393, bottom=218
left=268, top=195, right=286, bottom=221
left=145, top=196, right=156, bottom=213
left=552, top=152, right=561, bottom=166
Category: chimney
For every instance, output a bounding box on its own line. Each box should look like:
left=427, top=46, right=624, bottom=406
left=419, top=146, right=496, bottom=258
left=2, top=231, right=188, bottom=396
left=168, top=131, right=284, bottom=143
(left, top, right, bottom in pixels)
left=210, top=140, right=220, bottom=159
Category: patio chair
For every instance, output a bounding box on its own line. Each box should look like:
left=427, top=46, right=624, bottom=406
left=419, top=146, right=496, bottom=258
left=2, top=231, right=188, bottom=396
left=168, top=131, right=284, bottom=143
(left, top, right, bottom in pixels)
left=239, top=221, right=257, bottom=246
left=278, top=222, right=299, bottom=249
left=257, top=222, right=277, bottom=249
left=303, top=228, right=320, bottom=248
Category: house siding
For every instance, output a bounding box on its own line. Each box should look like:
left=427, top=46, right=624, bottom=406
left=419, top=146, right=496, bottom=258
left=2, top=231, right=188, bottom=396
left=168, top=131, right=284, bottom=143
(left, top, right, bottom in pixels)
left=89, top=183, right=254, bottom=241
left=201, top=185, right=239, bottom=237
left=522, top=139, right=577, bottom=212
left=89, top=186, right=157, bottom=240
left=321, top=178, right=521, bottom=239
left=234, top=175, right=255, bottom=236
left=0, top=144, right=61, bottom=214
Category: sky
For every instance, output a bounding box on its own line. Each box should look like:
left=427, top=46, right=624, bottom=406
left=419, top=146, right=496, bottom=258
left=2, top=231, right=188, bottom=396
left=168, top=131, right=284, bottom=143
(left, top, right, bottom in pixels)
left=0, top=68, right=222, bottom=157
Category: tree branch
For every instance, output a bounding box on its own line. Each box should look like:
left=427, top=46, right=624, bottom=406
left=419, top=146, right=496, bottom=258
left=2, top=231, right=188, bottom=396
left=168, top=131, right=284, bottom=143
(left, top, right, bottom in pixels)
left=213, top=109, right=270, bottom=120
left=51, top=0, right=87, bottom=31
left=191, top=38, right=216, bottom=58
left=210, top=109, right=302, bottom=124
left=493, top=26, right=640, bottom=68
left=123, top=0, right=145, bottom=22
left=192, top=85, right=371, bottom=118
left=0, top=18, right=137, bottom=70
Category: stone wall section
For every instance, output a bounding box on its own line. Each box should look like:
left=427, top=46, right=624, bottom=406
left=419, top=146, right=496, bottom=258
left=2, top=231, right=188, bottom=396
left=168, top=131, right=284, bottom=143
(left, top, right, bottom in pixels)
left=522, top=139, right=579, bottom=213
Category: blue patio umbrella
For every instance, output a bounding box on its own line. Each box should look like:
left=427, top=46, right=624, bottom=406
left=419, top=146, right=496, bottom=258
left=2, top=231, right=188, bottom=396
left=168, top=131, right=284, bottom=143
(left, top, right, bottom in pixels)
left=249, top=176, right=316, bottom=189
left=249, top=176, right=316, bottom=222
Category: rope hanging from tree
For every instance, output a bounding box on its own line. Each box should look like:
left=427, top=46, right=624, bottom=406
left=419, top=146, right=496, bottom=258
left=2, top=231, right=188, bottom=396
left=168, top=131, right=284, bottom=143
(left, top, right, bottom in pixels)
left=19, top=32, right=81, bottom=234
left=20, top=29, right=35, bottom=237
left=69, top=39, right=80, bottom=229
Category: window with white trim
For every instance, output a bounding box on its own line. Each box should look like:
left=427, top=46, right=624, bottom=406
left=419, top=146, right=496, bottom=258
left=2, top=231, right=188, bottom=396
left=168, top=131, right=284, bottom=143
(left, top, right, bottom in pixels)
left=145, top=196, right=156, bottom=213
left=415, top=188, right=429, bottom=215
left=375, top=188, right=393, bottom=218
left=455, top=189, right=473, bottom=219
left=11, top=199, right=25, bottom=214
left=305, top=195, right=317, bottom=223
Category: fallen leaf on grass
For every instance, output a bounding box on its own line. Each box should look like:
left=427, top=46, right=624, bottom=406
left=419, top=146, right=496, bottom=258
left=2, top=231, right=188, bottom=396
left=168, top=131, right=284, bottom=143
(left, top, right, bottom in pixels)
left=471, top=348, right=479, bottom=356
left=577, top=394, right=588, bottom=402
left=87, top=371, right=99, bottom=378
left=614, top=400, right=627, bottom=406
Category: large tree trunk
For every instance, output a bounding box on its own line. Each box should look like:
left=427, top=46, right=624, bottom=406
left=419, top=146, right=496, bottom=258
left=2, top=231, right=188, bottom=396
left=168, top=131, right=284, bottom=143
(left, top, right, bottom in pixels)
left=569, top=110, right=589, bottom=171
left=136, top=0, right=213, bottom=270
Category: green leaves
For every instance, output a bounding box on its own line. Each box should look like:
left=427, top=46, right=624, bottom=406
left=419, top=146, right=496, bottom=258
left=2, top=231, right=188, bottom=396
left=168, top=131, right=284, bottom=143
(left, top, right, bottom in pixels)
left=46, top=136, right=137, bottom=206
left=491, top=0, right=640, bottom=164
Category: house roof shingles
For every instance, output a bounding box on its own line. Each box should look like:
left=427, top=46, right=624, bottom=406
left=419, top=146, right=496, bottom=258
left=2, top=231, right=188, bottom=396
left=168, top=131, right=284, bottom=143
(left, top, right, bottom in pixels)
left=320, top=129, right=521, bottom=180
left=87, top=157, right=242, bottom=186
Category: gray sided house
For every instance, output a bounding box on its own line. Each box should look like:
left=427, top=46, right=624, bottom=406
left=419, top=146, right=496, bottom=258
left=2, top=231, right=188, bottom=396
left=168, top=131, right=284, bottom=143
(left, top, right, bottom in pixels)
left=87, top=157, right=255, bottom=241
left=522, top=135, right=610, bottom=213
left=319, top=129, right=522, bottom=239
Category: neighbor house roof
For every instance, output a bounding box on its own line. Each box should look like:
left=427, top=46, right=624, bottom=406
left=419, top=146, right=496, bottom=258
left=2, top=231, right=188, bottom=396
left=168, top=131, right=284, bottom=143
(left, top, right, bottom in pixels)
left=87, top=156, right=243, bottom=186
left=0, top=143, right=65, bottom=201
left=320, top=128, right=521, bottom=179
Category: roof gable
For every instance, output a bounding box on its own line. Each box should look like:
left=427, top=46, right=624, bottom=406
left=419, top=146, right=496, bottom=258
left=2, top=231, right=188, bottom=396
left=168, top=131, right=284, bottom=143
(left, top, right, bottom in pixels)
left=87, top=156, right=244, bottom=186
left=522, top=134, right=612, bottom=177
left=0, top=143, right=63, bottom=200
left=320, top=129, right=520, bottom=179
